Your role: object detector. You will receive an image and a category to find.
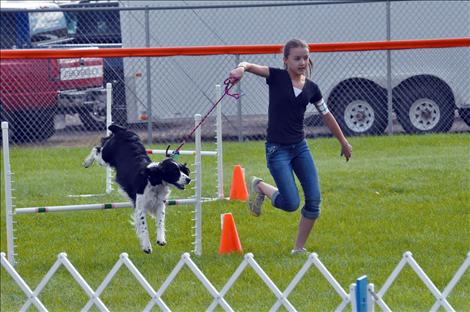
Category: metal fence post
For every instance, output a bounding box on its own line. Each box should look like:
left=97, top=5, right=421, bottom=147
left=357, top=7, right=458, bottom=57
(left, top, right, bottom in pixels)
left=145, top=6, right=153, bottom=144
left=386, top=1, right=393, bottom=135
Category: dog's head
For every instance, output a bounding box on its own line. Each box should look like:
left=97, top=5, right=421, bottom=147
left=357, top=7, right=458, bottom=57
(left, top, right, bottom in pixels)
left=144, top=158, right=191, bottom=190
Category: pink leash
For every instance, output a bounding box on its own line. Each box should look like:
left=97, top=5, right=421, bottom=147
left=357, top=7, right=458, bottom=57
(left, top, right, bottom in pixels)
left=167, top=78, right=240, bottom=158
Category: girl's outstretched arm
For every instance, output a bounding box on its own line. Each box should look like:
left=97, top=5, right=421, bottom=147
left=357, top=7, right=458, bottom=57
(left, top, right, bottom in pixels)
left=229, top=62, right=269, bottom=84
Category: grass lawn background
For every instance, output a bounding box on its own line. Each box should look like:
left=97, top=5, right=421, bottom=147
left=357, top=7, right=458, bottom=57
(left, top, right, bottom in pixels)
left=1, top=133, right=469, bottom=311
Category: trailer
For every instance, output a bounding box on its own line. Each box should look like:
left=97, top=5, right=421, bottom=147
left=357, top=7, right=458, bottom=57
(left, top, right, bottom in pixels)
left=116, top=1, right=469, bottom=135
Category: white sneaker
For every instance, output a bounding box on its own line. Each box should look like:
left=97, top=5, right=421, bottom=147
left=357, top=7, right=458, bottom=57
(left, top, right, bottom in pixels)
left=291, top=248, right=308, bottom=255
left=248, top=176, right=265, bottom=217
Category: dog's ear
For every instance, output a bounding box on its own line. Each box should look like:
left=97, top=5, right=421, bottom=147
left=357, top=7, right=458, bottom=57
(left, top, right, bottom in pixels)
left=179, top=162, right=190, bottom=175
left=143, top=166, right=163, bottom=186
left=108, top=123, right=126, bottom=134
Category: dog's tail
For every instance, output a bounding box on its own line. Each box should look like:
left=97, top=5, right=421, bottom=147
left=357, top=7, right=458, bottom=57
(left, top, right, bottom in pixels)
left=108, top=123, right=127, bottom=134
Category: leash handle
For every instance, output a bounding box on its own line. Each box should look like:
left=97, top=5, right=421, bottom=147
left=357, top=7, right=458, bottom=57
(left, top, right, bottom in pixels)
left=223, top=78, right=241, bottom=99
left=169, top=79, right=239, bottom=157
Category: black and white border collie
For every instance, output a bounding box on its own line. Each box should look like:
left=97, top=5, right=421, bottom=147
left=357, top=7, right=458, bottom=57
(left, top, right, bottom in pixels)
left=83, top=124, right=191, bottom=254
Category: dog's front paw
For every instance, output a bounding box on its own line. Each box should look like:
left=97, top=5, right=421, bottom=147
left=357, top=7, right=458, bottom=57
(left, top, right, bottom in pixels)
left=83, top=147, right=99, bottom=168
left=143, top=247, right=153, bottom=254
left=83, top=157, right=94, bottom=168
left=156, top=232, right=166, bottom=246
left=141, top=240, right=153, bottom=254
left=83, top=152, right=95, bottom=168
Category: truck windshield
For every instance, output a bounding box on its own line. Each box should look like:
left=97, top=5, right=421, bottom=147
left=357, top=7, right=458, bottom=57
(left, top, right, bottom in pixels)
left=30, top=11, right=68, bottom=45
left=63, top=2, right=121, bottom=44
left=0, top=9, right=69, bottom=49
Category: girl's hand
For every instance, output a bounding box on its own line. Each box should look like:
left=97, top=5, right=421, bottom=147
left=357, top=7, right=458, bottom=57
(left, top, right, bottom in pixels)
left=229, top=66, right=245, bottom=84
left=340, top=141, right=352, bottom=161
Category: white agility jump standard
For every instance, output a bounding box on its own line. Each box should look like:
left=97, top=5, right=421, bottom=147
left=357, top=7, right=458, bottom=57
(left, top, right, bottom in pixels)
left=1, top=251, right=468, bottom=311
left=2, top=84, right=227, bottom=265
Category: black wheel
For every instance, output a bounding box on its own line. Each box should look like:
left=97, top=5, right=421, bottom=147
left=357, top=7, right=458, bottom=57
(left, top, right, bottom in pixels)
left=328, top=79, right=388, bottom=136
left=79, top=100, right=106, bottom=131
left=393, top=75, right=454, bottom=134
left=458, top=108, right=470, bottom=127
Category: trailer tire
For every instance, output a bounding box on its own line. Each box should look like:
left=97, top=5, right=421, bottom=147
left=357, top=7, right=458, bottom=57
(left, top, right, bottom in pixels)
left=393, top=75, right=454, bottom=134
left=328, top=79, right=387, bottom=136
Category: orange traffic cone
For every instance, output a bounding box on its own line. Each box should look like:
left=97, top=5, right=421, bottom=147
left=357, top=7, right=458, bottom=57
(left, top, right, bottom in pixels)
left=229, top=165, right=249, bottom=201
left=219, top=213, right=243, bottom=255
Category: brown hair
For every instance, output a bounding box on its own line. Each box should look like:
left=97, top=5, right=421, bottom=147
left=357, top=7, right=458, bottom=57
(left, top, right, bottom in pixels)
left=283, top=39, right=313, bottom=77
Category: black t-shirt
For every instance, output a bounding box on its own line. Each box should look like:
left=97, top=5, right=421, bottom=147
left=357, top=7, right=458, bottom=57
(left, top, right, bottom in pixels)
left=266, top=67, right=322, bottom=144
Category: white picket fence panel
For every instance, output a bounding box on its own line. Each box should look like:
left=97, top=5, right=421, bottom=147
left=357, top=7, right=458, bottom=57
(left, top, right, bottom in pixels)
left=1, top=251, right=469, bottom=311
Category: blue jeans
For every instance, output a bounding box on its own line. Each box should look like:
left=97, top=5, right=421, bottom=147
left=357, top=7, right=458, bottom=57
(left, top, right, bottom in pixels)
left=266, top=139, right=321, bottom=219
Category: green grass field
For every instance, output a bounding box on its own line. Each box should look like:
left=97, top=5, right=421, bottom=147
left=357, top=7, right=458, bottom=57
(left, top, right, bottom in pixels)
left=1, top=133, right=469, bottom=311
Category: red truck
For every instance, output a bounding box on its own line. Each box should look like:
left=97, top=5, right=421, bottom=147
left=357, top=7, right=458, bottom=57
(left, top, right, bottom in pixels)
left=0, top=1, right=106, bottom=142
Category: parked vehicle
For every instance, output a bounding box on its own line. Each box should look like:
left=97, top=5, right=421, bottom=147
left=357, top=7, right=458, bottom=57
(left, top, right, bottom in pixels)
left=0, top=1, right=106, bottom=142
left=59, top=0, right=127, bottom=126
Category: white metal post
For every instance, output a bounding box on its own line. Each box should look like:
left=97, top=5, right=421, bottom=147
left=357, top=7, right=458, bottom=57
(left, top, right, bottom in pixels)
left=215, top=84, right=224, bottom=199
left=2, top=122, right=15, bottom=266
left=106, top=83, right=113, bottom=194
left=194, top=114, right=202, bottom=256
left=350, top=283, right=357, bottom=312
left=368, top=283, right=375, bottom=312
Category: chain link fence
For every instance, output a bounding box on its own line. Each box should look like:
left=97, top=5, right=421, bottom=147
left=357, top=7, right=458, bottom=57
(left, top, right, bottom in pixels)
left=1, top=0, right=469, bottom=147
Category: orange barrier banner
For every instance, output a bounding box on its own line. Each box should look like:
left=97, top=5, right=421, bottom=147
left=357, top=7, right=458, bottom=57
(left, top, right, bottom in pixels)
left=1, top=38, right=469, bottom=59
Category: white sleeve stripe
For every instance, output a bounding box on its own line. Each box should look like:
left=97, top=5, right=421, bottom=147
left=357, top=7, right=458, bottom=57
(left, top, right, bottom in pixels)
left=314, top=98, right=329, bottom=115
